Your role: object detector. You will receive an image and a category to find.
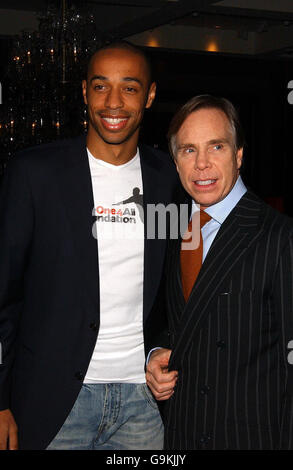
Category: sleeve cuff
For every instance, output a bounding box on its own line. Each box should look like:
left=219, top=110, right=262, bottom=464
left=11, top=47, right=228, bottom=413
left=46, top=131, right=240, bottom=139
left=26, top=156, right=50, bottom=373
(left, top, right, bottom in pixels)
left=146, top=347, right=162, bottom=365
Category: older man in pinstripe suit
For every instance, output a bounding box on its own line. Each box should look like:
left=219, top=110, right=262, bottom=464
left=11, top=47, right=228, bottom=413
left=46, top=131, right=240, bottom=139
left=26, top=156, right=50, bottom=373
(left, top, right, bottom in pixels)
left=146, top=95, right=293, bottom=450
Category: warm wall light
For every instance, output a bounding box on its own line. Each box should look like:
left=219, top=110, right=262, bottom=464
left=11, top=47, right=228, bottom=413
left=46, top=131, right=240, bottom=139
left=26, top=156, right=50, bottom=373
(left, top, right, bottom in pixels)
left=206, top=40, right=219, bottom=52
left=147, top=36, right=159, bottom=47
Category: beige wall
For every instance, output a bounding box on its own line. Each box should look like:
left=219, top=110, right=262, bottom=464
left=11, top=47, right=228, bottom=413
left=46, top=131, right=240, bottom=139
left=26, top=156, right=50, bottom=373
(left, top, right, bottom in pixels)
left=129, top=24, right=256, bottom=55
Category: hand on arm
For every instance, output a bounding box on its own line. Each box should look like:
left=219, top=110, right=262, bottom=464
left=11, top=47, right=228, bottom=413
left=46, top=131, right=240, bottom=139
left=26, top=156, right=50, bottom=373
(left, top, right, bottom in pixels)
left=146, top=348, right=178, bottom=401
left=0, top=409, right=18, bottom=450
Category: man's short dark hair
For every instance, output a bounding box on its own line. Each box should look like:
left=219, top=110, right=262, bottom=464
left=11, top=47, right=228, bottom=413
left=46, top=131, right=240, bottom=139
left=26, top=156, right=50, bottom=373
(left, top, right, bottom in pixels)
left=87, top=40, right=153, bottom=86
left=167, top=95, right=245, bottom=159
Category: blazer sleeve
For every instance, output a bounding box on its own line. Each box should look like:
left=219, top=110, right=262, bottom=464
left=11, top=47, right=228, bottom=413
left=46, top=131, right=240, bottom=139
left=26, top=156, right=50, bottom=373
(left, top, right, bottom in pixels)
left=274, top=230, right=293, bottom=449
left=0, top=156, right=34, bottom=410
left=144, top=253, right=171, bottom=358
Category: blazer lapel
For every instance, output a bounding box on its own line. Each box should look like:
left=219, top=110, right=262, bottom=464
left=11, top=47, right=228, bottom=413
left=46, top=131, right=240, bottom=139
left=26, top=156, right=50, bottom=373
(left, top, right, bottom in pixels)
left=169, top=190, right=266, bottom=369
left=139, top=145, right=168, bottom=322
left=56, top=136, right=99, bottom=315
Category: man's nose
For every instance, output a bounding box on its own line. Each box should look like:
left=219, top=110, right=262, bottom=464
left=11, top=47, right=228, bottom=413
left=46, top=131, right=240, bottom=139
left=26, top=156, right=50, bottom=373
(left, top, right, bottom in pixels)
left=105, top=87, right=123, bottom=109
left=194, top=149, right=211, bottom=170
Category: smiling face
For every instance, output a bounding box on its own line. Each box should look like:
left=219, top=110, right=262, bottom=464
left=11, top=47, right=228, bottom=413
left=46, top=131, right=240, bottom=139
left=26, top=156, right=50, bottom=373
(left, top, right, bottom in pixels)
left=82, top=47, right=156, bottom=159
left=175, top=107, right=243, bottom=209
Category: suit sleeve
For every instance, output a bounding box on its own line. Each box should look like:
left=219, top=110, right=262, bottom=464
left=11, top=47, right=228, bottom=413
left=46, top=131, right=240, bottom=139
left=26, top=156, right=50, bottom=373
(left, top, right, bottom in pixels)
left=144, top=253, right=171, bottom=358
left=274, top=231, right=293, bottom=449
left=0, top=156, right=34, bottom=410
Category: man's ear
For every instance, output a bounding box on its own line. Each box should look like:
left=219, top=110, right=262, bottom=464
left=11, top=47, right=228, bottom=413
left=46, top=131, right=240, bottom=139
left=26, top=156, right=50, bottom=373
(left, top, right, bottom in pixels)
left=236, top=147, right=243, bottom=170
left=82, top=80, right=88, bottom=105
left=145, top=82, right=156, bottom=109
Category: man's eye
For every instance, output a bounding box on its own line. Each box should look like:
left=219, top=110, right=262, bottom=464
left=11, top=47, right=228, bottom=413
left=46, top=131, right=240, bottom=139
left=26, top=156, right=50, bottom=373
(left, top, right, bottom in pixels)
left=185, top=148, right=194, bottom=154
left=214, top=144, right=223, bottom=151
left=94, top=84, right=105, bottom=90
left=125, top=87, right=137, bottom=93
left=208, top=144, right=223, bottom=152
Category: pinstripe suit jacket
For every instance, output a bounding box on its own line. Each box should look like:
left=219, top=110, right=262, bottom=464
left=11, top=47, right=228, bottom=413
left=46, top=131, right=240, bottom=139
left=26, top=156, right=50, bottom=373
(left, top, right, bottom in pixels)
left=160, top=190, right=293, bottom=450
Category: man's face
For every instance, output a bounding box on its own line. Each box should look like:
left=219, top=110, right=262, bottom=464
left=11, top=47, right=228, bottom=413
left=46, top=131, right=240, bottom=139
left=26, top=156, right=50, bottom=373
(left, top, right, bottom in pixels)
left=82, top=48, right=156, bottom=146
left=175, top=108, right=243, bottom=209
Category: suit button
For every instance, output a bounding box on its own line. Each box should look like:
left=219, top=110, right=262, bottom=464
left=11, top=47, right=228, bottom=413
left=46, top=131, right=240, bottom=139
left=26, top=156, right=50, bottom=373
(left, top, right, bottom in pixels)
left=90, top=322, right=98, bottom=332
left=200, top=385, right=210, bottom=395
left=216, top=340, right=226, bottom=349
left=74, top=372, right=83, bottom=381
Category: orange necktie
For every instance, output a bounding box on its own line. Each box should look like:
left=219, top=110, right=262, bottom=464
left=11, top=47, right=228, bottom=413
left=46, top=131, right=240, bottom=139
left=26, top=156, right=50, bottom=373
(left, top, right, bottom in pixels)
left=180, top=210, right=212, bottom=302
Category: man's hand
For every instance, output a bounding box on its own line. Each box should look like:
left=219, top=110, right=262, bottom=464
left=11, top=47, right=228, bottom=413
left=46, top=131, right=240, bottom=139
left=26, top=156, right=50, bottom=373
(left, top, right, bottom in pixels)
left=0, top=409, right=18, bottom=450
left=146, top=348, right=178, bottom=401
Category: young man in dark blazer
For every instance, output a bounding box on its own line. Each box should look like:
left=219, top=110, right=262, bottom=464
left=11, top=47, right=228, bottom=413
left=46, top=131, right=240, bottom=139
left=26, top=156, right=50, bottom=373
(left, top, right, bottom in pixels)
left=146, top=95, right=293, bottom=450
left=0, top=42, right=183, bottom=450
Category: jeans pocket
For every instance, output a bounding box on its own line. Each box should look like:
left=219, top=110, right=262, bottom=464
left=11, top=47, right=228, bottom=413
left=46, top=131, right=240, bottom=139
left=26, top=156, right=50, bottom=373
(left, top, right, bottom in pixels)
left=140, top=383, right=159, bottom=410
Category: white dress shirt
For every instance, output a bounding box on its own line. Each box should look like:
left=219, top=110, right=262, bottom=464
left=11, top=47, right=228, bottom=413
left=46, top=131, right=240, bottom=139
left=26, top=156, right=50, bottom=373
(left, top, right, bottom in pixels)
left=191, top=175, right=247, bottom=262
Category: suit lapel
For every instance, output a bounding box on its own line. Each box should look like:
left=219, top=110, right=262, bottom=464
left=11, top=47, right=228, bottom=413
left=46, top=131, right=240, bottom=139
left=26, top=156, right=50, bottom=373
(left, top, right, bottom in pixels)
left=169, top=190, right=266, bottom=369
left=139, top=145, right=168, bottom=322
left=56, top=136, right=99, bottom=315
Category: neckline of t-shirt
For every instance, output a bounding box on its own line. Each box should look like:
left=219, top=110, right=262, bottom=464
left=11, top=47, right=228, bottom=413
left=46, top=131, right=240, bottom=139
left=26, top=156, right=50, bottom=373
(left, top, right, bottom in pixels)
left=87, top=148, right=140, bottom=170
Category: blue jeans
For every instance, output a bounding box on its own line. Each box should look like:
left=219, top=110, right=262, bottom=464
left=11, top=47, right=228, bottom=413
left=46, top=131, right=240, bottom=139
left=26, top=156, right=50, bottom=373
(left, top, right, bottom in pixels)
left=47, top=383, right=163, bottom=450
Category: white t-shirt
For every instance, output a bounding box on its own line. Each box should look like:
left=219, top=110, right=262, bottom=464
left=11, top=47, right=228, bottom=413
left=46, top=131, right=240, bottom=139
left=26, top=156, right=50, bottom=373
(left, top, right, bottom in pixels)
left=84, top=148, right=145, bottom=383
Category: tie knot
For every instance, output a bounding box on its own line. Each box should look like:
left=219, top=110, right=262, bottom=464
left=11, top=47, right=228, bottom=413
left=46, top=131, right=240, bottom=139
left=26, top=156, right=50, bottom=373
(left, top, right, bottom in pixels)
left=200, top=210, right=211, bottom=228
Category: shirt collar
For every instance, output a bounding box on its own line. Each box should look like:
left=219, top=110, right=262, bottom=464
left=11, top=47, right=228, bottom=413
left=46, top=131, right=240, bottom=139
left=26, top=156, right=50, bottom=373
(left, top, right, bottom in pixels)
left=191, top=176, right=247, bottom=225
